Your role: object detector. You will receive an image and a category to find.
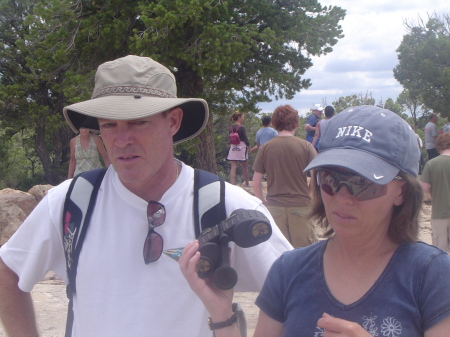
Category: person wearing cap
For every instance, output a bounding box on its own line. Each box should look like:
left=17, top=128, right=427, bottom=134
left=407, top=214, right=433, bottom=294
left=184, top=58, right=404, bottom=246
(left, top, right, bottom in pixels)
left=424, top=113, right=439, bottom=160
left=0, top=55, right=292, bottom=337
left=304, top=103, right=323, bottom=144
left=249, top=115, right=278, bottom=153
left=180, top=105, right=450, bottom=337
left=311, top=105, right=335, bottom=150
left=421, top=132, right=450, bottom=253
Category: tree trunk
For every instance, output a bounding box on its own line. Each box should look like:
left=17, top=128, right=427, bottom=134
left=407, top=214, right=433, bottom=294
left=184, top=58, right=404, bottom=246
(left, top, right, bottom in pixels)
left=196, top=117, right=217, bottom=173
left=176, top=66, right=217, bottom=174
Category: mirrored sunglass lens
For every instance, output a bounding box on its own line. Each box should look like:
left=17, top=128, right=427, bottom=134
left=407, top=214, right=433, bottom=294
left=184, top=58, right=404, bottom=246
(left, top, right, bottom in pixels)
left=353, top=184, right=386, bottom=201
left=147, top=202, right=165, bottom=227
left=143, top=231, right=164, bottom=264
left=318, top=169, right=384, bottom=201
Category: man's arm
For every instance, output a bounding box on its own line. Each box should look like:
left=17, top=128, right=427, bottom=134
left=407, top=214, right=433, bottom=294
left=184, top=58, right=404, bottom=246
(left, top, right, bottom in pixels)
left=67, top=137, right=76, bottom=179
left=0, top=258, right=39, bottom=337
left=311, top=122, right=321, bottom=147
left=421, top=181, right=432, bottom=199
left=304, top=124, right=315, bottom=132
left=252, top=171, right=267, bottom=205
left=249, top=143, right=260, bottom=153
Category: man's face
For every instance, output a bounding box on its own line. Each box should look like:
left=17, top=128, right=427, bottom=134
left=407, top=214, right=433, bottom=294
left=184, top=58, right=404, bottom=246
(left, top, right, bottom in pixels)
left=314, top=109, right=323, bottom=117
left=98, top=108, right=182, bottom=188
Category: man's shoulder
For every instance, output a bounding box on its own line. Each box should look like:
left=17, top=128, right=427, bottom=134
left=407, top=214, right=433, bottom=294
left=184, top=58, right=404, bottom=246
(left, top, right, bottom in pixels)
left=306, top=114, right=317, bottom=124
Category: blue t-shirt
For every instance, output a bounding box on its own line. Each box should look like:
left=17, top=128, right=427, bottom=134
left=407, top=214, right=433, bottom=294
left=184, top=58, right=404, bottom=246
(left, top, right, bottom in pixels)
left=255, top=127, right=278, bottom=146
left=305, top=114, right=320, bottom=139
left=256, top=240, right=450, bottom=337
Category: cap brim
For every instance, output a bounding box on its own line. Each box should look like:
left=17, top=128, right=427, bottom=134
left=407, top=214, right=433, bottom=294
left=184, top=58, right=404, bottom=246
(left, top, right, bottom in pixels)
left=304, top=148, right=401, bottom=184
left=63, top=95, right=209, bottom=144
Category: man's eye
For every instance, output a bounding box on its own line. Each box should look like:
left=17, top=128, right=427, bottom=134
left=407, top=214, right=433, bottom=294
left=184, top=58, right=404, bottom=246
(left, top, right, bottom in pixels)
left=100, top=123, right=115, bottom=129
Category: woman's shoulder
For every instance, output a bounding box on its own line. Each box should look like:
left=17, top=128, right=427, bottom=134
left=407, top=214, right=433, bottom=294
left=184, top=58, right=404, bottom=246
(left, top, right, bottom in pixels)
left=397, top=241, right=450, bottom=267
left=277, top=240, right=326, bottom=267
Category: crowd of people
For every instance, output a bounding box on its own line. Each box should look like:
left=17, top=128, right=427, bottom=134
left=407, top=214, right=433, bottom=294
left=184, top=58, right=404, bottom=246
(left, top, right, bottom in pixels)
left=0, top=55, right=449, bottom=337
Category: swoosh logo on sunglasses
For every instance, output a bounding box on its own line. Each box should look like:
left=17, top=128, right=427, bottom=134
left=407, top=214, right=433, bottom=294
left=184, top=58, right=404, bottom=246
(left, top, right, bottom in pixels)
left=373, top=174, right=384, bottom=180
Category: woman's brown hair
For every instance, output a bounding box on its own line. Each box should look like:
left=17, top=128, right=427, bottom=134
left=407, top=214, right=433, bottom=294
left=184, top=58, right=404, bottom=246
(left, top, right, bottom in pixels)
left=230, top=111, right=243, bottom=122
left=309, top=171, right=423, bottom=243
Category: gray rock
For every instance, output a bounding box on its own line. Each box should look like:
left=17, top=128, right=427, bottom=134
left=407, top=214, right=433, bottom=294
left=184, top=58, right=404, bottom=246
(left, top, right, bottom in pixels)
left=28, top=185, right=53, bottom=202
left=0, top=202, right=26, bottom=246
left=0, top=188, right=38, bottom=216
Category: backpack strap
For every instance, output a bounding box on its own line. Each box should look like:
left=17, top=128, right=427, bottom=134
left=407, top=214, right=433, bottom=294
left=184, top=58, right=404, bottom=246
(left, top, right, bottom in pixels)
left=229, top=125, right=241, bottom=133
left=193, top=169, right=226, bottom=236
left=62, top=167, right=107, bottom=337
left=193, top=169, right=248, bottom=337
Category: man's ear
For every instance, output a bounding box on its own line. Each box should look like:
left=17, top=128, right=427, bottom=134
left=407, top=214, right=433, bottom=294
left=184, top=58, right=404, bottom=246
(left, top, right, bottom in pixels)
left=167, top=107, right=183, bottom=136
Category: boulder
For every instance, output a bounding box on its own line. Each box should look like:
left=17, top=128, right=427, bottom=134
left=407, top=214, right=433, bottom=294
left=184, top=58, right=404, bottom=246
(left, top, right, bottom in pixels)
left=0, top=202, right=26, bottom=246
left=0, top=188, right=38, bottom=216
left=28, top=185, right=53, bottom=202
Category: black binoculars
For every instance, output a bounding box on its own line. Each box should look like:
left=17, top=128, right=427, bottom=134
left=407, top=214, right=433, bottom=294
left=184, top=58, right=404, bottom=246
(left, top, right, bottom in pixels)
left=196, top=208, right=272, bottom=290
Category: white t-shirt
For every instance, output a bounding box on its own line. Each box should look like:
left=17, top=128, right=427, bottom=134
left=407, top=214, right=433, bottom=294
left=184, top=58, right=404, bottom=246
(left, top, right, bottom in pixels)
left=0, top=162, right=292, bottom=337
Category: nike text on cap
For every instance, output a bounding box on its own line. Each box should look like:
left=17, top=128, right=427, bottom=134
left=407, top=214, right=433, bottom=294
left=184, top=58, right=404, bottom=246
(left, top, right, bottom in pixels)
left=304, top=105, right=421, bottom=184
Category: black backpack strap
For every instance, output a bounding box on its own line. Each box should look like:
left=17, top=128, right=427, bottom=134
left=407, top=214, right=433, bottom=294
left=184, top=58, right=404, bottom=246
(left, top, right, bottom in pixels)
left=62, top=167, right=107, bottom=337
left=193, top=169, right=226, bottom=237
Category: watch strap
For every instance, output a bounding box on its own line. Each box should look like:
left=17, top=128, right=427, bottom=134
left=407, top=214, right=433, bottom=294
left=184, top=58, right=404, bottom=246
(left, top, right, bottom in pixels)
left=208, top=311, right=237, bottom=330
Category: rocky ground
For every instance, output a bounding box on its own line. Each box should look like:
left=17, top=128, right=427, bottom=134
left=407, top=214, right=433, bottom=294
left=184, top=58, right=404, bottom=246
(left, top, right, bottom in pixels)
left=0, top=204, right=433, bottom=337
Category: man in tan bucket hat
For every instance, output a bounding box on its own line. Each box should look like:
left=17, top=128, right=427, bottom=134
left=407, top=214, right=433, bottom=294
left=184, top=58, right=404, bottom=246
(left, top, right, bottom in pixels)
left=0, top=55, right=291, bottom=336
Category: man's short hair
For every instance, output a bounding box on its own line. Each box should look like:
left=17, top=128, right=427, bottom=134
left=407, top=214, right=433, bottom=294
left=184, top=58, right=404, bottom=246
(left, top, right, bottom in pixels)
left=271, top=105, right=299, bottom=132
left=429, top=113, right=437, bottom=120
left=436, top=133, right=450, bottom=152
left=324, top=106, right=335, bottom=118
left=261, top=115, right=271, bottom=126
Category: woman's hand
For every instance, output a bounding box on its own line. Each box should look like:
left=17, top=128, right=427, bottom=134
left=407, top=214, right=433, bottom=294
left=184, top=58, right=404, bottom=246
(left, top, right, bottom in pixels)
left=317, top=313, right=373, bottom=337
left=179, top=241, right=235, bottom=321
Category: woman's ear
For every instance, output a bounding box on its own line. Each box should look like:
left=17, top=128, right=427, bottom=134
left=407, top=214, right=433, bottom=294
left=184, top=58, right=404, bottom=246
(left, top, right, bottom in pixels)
left=393, top=181, right=407, bottom=207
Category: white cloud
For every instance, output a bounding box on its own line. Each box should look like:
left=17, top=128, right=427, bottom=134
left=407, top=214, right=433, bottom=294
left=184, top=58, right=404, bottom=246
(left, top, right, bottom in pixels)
left=258, top=0, right=449, bottom=115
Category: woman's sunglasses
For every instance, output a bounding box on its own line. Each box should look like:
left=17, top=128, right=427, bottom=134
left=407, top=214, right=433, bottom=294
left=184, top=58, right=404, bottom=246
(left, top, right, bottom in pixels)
left=143, top=201, right=166, bottom=264
left=316, top=168, right=403, bottom=201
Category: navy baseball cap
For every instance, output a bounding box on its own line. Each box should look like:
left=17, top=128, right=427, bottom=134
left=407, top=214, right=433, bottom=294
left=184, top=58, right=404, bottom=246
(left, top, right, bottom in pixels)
left=304, top=105, right=420, bottom=184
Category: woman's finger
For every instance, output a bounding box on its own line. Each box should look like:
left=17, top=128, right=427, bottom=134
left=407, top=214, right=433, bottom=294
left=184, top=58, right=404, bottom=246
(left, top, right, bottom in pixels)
left=318, top=313, right=372, bottom=337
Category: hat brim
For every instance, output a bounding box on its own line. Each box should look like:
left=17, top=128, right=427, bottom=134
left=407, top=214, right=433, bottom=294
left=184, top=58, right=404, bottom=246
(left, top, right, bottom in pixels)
left=63, top=95, right=208, bottom=144
left=304, top=148, right=401, bottom=185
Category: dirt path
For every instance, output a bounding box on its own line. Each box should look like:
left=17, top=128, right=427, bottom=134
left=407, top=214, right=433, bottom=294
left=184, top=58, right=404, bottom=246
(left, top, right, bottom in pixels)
left=0, top=205, right=433, bottom=337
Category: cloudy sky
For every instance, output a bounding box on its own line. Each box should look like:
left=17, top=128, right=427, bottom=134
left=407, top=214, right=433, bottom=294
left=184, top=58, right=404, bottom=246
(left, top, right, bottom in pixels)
left=258, top=0, right=449, bottom=116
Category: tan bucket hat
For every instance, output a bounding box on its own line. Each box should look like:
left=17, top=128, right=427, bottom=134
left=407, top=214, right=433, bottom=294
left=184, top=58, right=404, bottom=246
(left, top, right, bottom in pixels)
left=63, top=55, right=209, bottom=144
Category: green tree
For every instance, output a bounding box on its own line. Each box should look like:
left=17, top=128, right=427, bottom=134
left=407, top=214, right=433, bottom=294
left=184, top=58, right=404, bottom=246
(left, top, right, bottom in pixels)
left=396, top=89, right=430, bottom=128
left=0, top=0, right=74, bottom=184
left=331, top=92, right=376, bottom=113
left=383, top=98, right=403, bottom=115
left=1, top=0, right=346, bottom=181
left=394, top=13, right=450, bottom=117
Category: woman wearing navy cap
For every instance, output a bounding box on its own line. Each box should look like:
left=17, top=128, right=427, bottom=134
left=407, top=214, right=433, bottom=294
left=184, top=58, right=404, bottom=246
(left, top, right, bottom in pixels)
left=180, top=105, right=450, bottom=337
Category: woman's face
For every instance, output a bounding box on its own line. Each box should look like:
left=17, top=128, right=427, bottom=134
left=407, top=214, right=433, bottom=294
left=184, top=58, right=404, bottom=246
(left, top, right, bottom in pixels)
left=319, top=167, right=406, bottom=241
left=79, top=128, right=90, bottom=136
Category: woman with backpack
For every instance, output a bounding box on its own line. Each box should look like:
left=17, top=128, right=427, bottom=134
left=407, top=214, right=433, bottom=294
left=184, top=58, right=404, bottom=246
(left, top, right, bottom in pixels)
left=227, top=111, right=250, bottom=189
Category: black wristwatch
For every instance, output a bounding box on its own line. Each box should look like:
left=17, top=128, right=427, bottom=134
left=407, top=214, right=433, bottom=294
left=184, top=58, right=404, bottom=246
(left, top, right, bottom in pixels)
left=207, top=311, right=238, bottom=330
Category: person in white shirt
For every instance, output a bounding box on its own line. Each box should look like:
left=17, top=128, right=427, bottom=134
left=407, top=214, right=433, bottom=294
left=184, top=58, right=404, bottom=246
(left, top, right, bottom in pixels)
left=0, top=55, right=292, bottom=337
